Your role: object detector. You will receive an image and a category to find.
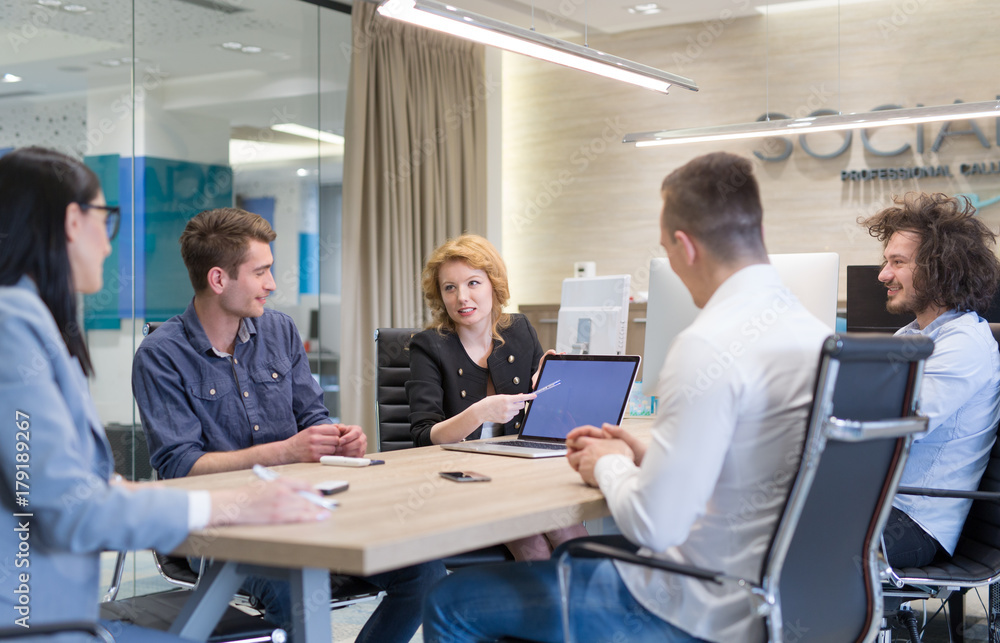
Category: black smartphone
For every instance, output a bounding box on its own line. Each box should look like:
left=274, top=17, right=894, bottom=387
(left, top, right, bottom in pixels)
left=314, top=480, right=350, bottom=496
left=439, top=471, right=491, bottom=483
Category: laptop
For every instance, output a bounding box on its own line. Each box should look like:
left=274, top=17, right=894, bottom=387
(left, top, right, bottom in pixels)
left=440, top=354, right=641, bottom=458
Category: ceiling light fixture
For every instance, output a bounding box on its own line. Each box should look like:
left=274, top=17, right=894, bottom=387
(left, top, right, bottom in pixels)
left=376, top=0, right=697, bottom=95
left=272, top=123, right=345, bottom=145
left=626, top=3, right=662, bottom=16
left=62, top=3, right=88, bottom=12
left=241, top=45, right=262, bottom=54
left=754, top=0, right=874, bottom=14
left=624, top=100, right=1000, bottom=147
left=221, top=41, right=243, bottom=50
left=2, top=73, right=23, bottom=83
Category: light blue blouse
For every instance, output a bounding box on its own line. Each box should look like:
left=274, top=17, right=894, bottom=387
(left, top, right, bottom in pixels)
left=0, top=276, right=189, bottom=628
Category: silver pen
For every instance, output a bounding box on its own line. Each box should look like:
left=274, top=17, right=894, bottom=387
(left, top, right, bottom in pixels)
left=534, top=379, right=562, bottom=394
left=252, top=464, right=339, bottom=510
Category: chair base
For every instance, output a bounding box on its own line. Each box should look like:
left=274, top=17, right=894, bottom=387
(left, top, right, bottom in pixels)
left=100, top=589, right=286, bottom=643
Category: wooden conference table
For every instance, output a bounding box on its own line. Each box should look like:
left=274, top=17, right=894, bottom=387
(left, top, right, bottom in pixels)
left=159, top=417, right=654, bottom=642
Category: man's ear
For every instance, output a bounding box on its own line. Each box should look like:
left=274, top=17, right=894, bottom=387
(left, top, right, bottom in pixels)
left=206, top=266, right=227, bottom=295
left=64, top=202, right=84, bottom=243
left=674, top=230, right=698, bottom=266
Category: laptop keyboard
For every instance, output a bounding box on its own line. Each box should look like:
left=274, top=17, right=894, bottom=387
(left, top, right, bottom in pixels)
left=495, top=440, right=567, bottom=450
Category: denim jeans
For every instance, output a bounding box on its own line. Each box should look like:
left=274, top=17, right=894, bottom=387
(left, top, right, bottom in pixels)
left=883, top=506, right=944, bottom=568
left=423, top=557, right=708, bottom=643
left=242, top=560, right=446, bottom=643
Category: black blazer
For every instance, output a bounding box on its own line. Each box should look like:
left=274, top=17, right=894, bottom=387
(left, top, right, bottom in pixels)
left=407, top=314, right=545, bottom=447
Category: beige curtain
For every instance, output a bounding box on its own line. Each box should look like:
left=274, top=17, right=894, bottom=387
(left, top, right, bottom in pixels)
left=341, top=1, right=488, bottom=443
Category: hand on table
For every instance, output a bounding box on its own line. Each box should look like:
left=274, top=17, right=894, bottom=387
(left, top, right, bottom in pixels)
left=209, top=477, right=331, bottom=527
left=566, top=423, right=636, bottom=487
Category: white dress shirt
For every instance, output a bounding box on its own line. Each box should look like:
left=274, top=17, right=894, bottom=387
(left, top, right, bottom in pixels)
left=594, top=264, right=829, bottom=643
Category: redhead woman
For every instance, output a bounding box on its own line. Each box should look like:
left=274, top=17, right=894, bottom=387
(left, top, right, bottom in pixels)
left=407, top=233, right=587, bottom=560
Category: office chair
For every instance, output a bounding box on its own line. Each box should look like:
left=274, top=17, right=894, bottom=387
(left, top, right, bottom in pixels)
left=879, top=324, right=1000, bottom=643
left=556, top=333, right=934, bottom=643
left=374, top=327, right=515, bottom=566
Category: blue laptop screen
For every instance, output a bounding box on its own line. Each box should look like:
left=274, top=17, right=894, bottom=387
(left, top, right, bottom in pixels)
left=521, top=357, right=638, bottom=440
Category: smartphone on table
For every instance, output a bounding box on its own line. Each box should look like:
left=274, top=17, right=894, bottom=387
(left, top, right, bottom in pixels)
left=439, top=471, right=491, bottom=483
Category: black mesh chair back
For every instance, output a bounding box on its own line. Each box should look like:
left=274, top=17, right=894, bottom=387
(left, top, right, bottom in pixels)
left=375, top=328, right=419, bottom=452
left=766, top=334, right=933, bottom=643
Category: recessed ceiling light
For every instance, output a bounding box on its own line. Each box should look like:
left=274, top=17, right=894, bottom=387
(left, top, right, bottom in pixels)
left=2, top=73, right=23, bottom=83
left=241, top=45, right=262, bottom=54
left=99, top=59, right=122, bottom=67
left=62, top=4, right=88, bottom=12
left=221, top=41, right=243, bottom=50
left=626, top=3, right=662, bottom=15
left=296, top=168, right=309, bottom=177
left=36, top=0, right=62, bottom=6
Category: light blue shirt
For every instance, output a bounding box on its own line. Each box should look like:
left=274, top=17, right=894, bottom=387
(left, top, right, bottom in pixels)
left=893, top=310, right=1000, bottom=554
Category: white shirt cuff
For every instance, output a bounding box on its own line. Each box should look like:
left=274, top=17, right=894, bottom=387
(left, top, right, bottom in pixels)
left=593, top=453, right=638, bottom=493
left=187, top=490, right=212, bottom=530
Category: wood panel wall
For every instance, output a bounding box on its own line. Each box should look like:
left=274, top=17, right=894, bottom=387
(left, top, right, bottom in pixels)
left=500, top=0, right=1000, bottom=307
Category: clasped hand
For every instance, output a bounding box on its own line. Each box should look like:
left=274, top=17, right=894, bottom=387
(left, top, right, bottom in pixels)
left=566, top=423, right=644, bottom=487
left=287, top=423, right=367, bottom=461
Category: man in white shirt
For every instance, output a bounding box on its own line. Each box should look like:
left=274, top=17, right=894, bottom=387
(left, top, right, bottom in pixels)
left=862, top=193, right=1000, bottom=568
left=422, top=152, right=831, bottom=643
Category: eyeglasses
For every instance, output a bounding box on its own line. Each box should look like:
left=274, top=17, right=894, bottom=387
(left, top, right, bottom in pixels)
left=79, top=203, right=121, bottom=241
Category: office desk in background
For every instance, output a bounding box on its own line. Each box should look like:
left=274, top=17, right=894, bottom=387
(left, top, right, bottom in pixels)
left=158, top=418, right=654, bottom=642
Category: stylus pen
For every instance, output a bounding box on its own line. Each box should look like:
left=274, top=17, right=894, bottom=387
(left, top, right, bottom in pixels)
left=252, top=464, right=338, bottom=510
left=534, top=379, right=562, bottom=395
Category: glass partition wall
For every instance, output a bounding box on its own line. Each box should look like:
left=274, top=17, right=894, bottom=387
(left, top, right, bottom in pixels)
left=0, top=0, right=350, bottom=597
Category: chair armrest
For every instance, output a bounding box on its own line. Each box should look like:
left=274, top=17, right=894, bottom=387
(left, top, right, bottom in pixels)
left=897, top=486, right=1000, bottom=501
left=561, top=541, right=724, bottom=584
left=0, top=621, right=113, bottom=641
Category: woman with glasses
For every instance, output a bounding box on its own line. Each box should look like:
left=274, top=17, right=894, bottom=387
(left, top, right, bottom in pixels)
left=0, top=146, right=329, bottom=641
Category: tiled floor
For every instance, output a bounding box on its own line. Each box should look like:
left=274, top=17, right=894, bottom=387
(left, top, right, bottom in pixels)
left=103, top=551, right=997, bottom=642
left=100, top=551, right=420, bottom=643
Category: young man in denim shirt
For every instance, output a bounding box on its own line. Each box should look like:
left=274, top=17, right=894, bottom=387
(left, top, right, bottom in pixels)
left=133, top=207, right=444, bottom=642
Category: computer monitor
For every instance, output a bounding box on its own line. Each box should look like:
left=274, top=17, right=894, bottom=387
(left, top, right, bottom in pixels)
left=769, top=252, right=840, bottom=330
left=555, top=275, right=631, bottom=355
left=641, top=252, right=840, bottom=397
left=846, top=265, right=914, bottom=333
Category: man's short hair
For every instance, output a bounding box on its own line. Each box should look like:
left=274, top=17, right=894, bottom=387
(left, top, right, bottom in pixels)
left=180, top=207, right=276, bottom=292
left=862, top=192, right=1000, bottom=314
left=660, top=152, right=765, bottom=258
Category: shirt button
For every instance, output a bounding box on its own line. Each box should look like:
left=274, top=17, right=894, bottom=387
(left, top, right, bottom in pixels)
left=209, top=388, right=216, bottom=395
left=458, top=368, right=463, bottom=376
left=272, top=372, right=278, bottom=379
left=513, top=376, right=520, bottom=385
left=253, top=425, right=259, bottom=431
left=508, top=355, right=515, bottom=363
left=461, top=390, right=467, bottom=398
left=243, top=391, right=249, bottom=398
left=234, top=358, right=238, bottom=364
left=515, top=422, right=521, bottom=429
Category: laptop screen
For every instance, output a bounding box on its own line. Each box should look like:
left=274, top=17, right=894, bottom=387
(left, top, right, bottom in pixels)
left=520, top=355, right=640, bottom=441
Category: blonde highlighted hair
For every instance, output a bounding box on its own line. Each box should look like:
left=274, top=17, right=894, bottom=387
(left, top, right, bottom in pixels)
left=421, top=234, right=512, bottom=341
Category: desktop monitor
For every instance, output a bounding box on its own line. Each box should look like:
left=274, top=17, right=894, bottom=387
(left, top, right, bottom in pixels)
left=641, top=252, right=840, bottom=397
left=846, top=265, right=914, bottom=333
left=555, top=274, right=631, bottom=355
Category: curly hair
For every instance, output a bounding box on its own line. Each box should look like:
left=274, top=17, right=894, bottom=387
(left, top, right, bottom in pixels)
left=861, top=192, right=1000, bottom=315
left=421, top=234, right=511, bottom=341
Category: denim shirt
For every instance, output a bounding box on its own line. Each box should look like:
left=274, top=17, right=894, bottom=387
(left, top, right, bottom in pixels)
left=132, top=300, right=330, bottom=479
left=893, top=310, right=1000, bottom=554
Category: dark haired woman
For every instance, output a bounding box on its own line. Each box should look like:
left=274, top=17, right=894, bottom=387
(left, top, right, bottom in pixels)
left=0, top=146, right=327, bottom=639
